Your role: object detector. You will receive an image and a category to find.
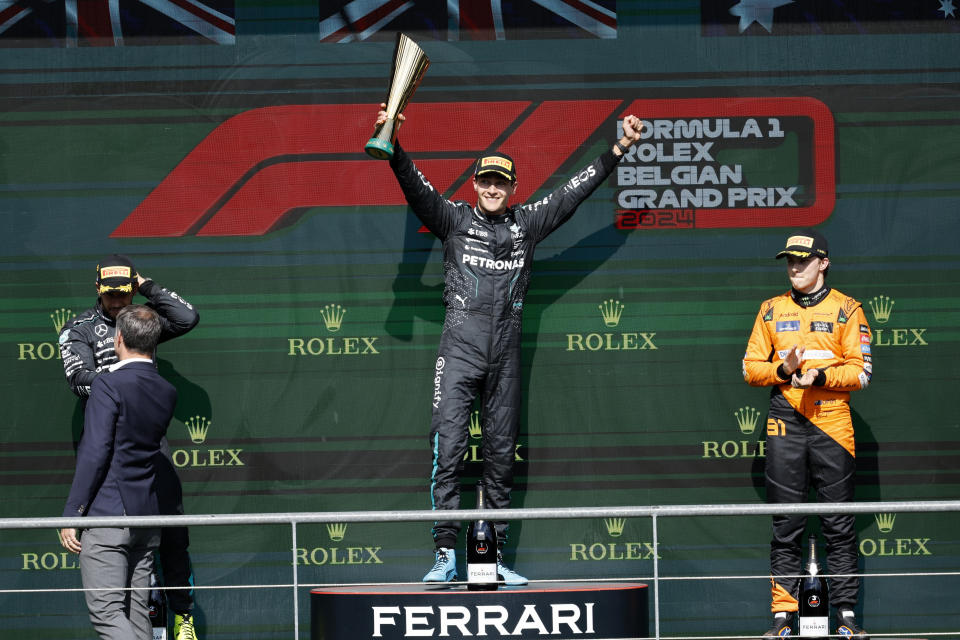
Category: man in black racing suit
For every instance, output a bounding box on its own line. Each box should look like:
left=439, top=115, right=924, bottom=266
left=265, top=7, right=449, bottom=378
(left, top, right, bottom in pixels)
left=58, top=254, right=201, bottom=640
left=379, top=105, right=643, bottom=584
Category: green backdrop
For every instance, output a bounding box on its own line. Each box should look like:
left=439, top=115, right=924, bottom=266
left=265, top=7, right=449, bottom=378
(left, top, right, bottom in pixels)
left=1, top=1, right=959, bottom=638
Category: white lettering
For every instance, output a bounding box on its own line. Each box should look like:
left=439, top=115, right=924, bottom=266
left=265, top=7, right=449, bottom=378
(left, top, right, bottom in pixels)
left=439, top=606, right=472, bottom=637
left=373, top=607, right=400, bottom=637
left=476, top=606, right=510, bottom=636
left=551, top=603, right=584, bottom=634
left=460, top=254, right=523, bottom=271
left=511, top=605, right=549, bottom=635
left=405, top=606, right=435, bottom=637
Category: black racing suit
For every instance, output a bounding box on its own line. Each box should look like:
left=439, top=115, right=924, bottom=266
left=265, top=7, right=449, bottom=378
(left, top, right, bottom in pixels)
left=390, top=143, right=622, bottom=549
left=58, top=279, right=200, bottom=615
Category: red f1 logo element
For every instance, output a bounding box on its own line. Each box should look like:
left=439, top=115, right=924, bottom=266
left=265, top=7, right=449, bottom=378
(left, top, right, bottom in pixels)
left=112, top=101, right=621, bottom=237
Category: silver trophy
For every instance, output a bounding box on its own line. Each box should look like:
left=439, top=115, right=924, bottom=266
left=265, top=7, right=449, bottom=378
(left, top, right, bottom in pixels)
left=365, top=32, right=430, bottom=160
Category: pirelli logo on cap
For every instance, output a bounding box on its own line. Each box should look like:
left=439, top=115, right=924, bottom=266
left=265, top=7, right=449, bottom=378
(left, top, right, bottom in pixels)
left=479, top=157, right=513, bottom=172
left=100, top=266, right=131, bottom=279
left=785, top=235, right=814, bottom=248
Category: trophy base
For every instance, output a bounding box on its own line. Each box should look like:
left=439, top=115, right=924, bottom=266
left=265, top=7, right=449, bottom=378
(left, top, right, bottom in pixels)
left=364, top=138, right=394, bottom=160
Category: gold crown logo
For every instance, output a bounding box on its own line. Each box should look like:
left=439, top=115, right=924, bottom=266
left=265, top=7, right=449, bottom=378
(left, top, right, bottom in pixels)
left=868, top=295, right=894, bottom=325
left=599, top=299, right=624, bottom=328
left=468, top=410, right=482, bottom=439
left=604, top=517, right=625, bottom=538
left=735, top=406, right=760, bottom=435
left=327, top=522, right=347, bottom=542
left=874, top=513, right=896, bottom=533
left=320, top=304, right=346, bottom=332
left=51, top=308, right=73, bottom=333
left=185, top=416, right=211, bottom=445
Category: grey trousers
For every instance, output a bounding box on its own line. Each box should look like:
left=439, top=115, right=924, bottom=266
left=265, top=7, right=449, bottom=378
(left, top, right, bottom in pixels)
left=79, top=527, right=162, bottom=640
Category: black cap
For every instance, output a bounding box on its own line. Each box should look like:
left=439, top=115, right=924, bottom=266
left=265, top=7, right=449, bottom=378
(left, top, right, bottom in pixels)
left=474, top=152, right=516, bottom=182
left=776, top=229, right=829, bottom=260
left=96, top=254, right=138, bottom=294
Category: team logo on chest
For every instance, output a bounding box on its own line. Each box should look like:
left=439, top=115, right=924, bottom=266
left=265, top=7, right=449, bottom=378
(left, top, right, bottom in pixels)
left=775, top=320, right=799, bottom=332
left=509, top=222, right=525, bottom=251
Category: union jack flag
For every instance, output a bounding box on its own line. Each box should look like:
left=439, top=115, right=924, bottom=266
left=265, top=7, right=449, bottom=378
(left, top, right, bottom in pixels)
left=319, top=0, right=617, bottom=42
left=0, top=0, right=235, bottom=46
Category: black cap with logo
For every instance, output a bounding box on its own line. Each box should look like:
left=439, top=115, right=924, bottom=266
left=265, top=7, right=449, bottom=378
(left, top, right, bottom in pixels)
left=96, top=254, right=138, bottom=294
left=775, top=228, right=829, bottom=260
left=474, top=152, right=517, bottom=182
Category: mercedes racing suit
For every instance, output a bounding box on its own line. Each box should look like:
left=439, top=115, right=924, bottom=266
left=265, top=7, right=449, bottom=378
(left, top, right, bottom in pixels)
left=390, top=143, right=622, bottom=549
left=742, top=286, right=872, bottom=613
left=59, top=279, right=199, bottom=398
left=58, top=279, right=199, bottom=615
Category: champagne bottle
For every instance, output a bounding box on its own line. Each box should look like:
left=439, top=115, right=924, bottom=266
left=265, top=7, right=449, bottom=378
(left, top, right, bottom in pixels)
left=798, top=534, right=829, bottom=638
left=466, top=482, right=498, bottom=591
left=148, top=569, right=168, bottom=640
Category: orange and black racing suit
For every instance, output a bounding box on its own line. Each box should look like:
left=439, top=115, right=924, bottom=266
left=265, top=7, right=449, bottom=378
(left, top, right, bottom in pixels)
left=743, top=286, right=872, bottom=613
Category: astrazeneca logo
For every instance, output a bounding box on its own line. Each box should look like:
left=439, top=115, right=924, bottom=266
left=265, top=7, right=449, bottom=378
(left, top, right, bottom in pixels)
left=867, top=295, right=927, bottom=348
left=859, top=513, right=932, bottom=557
left=463, top=410, right=524, bottom=463
left=288, top=302, right=381, bottom=356
left=569, top=518, right=658, bottom=561
left=702, top=405, right=766, bottom=459
left=565, top=297, right=657, bottom=352
left=296, top=522, right=384, bottom=566
left=17, top=309, right=74, bottom=361
left=171, top=415, right=245, bottom=469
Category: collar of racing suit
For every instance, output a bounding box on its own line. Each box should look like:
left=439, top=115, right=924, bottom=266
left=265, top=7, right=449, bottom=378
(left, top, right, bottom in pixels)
left=476, top=206, right=516, bottom=224
left=790, top=285, right=831, bottom=308
left=94, top=301, right=117, bottom=325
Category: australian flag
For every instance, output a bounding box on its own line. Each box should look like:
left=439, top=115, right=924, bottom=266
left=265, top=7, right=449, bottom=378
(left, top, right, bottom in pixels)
left=319, top=0, right=617, bottom=42
left=702, top=0, right=959, bottom=36
left=0, top=0, right=235, bottom=46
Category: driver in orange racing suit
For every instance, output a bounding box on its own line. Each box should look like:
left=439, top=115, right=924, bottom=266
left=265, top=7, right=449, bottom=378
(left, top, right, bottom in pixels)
left=743, top=229, right=872, bottom=639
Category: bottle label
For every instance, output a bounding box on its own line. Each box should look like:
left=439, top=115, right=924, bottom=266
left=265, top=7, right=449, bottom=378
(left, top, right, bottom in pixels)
left=467, top=563, right=498, bottom=584
left=798, top=616, right=829, bottom=636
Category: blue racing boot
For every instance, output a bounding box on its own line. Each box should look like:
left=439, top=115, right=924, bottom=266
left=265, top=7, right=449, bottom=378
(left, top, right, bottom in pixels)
left=496, top=551, right=528, bottom=586
left=422, top=547, right=457, bottom=583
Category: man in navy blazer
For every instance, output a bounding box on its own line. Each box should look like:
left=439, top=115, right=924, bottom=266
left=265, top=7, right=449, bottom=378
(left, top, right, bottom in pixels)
left=60, top=304, right=181, bottom=640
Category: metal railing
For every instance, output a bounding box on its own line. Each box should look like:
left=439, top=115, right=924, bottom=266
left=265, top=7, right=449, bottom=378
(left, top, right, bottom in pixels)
left=5, top=499, right=960, bottom=639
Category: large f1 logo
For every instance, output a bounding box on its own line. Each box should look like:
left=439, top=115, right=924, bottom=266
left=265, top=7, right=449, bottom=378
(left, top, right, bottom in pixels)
left=111, top=101, right=622, bottom=237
